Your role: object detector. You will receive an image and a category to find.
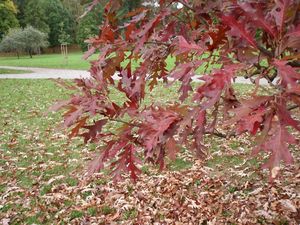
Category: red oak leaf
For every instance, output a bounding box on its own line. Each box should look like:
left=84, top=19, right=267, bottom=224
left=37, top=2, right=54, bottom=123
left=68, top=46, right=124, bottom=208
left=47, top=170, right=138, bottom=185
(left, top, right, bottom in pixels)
left=273, top=59, right=300, bottom=88
left=81, top=119, right=108, bottom=143
left=239, top=2, right=277, bottom=38
left=221, top=15, right=258, bottom=48
left=253, top=124, right=295, bottom=180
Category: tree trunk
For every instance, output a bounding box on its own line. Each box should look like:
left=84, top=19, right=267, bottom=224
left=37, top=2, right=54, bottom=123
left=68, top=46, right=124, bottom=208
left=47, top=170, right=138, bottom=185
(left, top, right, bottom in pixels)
left=17, top=52, right=19, bottom=59
left=29, top=50, right=32, bottom=58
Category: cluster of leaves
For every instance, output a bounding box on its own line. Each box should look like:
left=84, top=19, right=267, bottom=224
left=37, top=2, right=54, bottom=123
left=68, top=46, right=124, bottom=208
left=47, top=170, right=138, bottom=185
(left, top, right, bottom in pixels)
left=53, top=0, right=300, bottom=182
left=77, top=0, right=143, bottom=50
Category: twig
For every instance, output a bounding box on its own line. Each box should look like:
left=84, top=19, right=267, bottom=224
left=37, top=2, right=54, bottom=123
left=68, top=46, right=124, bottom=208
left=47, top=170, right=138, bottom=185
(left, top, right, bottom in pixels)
left=287, top=60, right=300, bottom=67
left=110, top=118, right=140, bottom=127
left=176, top=0, right=194, bottom=11
left=288, top=105, right=299, bottom=111
left=205, top=130, right=236, bottom=138
left=257, top=45, right=274, bottom=58
left=145, top=41, right=171, bottom=47
left=175, top=0, right=209, bottom=26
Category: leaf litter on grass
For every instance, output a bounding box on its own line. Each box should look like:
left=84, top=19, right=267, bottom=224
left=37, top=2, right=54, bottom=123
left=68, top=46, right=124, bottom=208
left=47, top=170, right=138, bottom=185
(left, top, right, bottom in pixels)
left=0, top=80, right=299, bottom=224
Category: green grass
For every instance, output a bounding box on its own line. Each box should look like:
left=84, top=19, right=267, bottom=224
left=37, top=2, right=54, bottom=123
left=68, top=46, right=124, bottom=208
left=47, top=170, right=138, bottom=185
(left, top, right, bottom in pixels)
left=0, top=68, right=33, bottom=74
left=101, top=205, right=115, bottom=215
left=168, top=158, right=193, bottom=171
left=0, top=52, right=176, bottom=71
left=70, top=210, right=84, bottom=220
left=0, top=52, right=91, bottom=70
left=123, top=208, right=138, bottom=220
left=0, top=52, right=219, bottom=74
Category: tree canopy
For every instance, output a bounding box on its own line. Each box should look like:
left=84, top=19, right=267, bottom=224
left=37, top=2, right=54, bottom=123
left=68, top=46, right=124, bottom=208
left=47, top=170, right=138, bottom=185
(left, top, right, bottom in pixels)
left=76, top=3, right=105, bottom=50
left=0, top=26, right=48, bottom=57
left=0, top=0, right=19, bottom=39
left=23, top=0, right=74, bottom=47
left=8, top=0, right=145, bottom=49
left=0, top=28, right=24, bottom=57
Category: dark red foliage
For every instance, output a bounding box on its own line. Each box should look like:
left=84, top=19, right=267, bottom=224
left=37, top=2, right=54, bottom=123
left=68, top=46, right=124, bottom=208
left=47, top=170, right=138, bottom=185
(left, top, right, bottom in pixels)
left=52, top=0, right=300, bottom=182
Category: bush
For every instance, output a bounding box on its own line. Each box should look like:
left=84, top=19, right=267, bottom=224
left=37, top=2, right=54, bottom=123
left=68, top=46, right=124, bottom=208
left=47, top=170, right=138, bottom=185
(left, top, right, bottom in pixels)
left=0, top=26, right=48, bottom=58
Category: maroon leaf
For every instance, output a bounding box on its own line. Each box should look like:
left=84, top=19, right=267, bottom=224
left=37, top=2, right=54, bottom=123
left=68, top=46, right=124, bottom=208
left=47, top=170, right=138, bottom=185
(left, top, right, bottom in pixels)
left=111, top=144, right=141, bottom=182
left=207, top=25, right=229, bottom=50
left=173, top=36, right=205, bottom=55
left=276, top=100, right=300, bottom=131
left=48, top=99, right=71, bottom=112
left=271, top=0, right=292, bottom=34
left=226, top=96, right=271, bottom=127
left=253, top=124, right=295, bottom=180
left=239, top=2, right=277, bottom=38
left=236, top=106, right=266, bottom=135
left=273, top=59, right=300, bottom=88
left=194, top=64, right=242, bottom=110
left=221, top=15, right=258, bottom=48
left=138, top=107, right=180, bottom=152
left=81, top=119, right=108, bottom=143
left=63, top=106, right=83, bottom=128
left=165, top=137, right=180, bottom=160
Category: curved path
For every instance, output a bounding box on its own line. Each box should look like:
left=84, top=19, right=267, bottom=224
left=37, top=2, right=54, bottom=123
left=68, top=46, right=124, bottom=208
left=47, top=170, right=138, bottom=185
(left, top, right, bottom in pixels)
left=0, top=65, right=274, bottom=85
left=0, top=66, right=90, bottom=79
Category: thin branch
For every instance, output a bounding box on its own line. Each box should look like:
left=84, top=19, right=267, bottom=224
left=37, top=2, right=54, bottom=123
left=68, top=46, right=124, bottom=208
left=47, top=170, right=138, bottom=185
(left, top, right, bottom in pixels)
left=287, top=60, right=300, bottom=67
left=110, top=118, right=140, bottom=127
left=171, top=12, right=188, bottom=25
left=145, top=41, right=171, bottom=47
left=205, top=130, right=236, bottom=138
left=288, top=105, right=299, bottom=111
left=176, top=0, right=194, bottom=11
left=244, top=68, right=260, bottom=79
left=210, top=53, right=235, bottom=61
left=257, top=45, right=274, bottom=58
left=175, top=0, right=209, bottom=26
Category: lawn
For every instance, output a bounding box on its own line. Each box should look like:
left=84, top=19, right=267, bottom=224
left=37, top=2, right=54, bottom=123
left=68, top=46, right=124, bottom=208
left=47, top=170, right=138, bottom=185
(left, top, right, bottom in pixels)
left=0, top=68, right=33, bottom=74
left=0, top=79, right=299, bottom=224
left=0, top=52, right=176, bottom=71
left=0, top=53, right=91, bottom=70
left=0, top=52, right=221, bottom=74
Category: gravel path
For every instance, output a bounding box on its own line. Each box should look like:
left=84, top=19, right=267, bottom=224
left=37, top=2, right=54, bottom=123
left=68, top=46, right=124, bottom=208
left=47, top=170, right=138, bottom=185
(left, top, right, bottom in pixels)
left=0, top=65, right=274, bottom=85
left=0, top=66, right=90, bottom=79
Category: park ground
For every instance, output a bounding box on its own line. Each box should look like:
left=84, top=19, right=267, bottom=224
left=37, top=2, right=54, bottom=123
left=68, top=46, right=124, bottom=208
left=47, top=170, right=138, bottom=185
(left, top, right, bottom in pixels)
left=0, top=54, right=299, bottom=224
left=0, top=68, right=33, bottom=74
left=0, top=53, right=92, bottom=70
left=0, top=52, right=175, bottom=71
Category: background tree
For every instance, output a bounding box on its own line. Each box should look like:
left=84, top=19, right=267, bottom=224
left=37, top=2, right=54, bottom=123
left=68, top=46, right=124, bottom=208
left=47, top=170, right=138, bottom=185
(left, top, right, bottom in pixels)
left=12, top=0, right=26, bottom=27
left=0, top=0, right=19, bottom=40
left=24, top=0, right=74, bottom=47
left=76, top=3, right=104, bottom=50
left=60, top=0, right=84, bottom=20
left=24, top=0, right=49, bottom=34
left=60, top=0, right=84, bottom=43
left=42, top=0, right=74, bottom=46
left=21, top=26, right=48, bottom=57
left=76, top=0, right=143, bottom=50
left=0, top=28, right=24, bottom=58
left=0, top=26, right=48, bottom=58
left=58, top=22, right=71, bottom=45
